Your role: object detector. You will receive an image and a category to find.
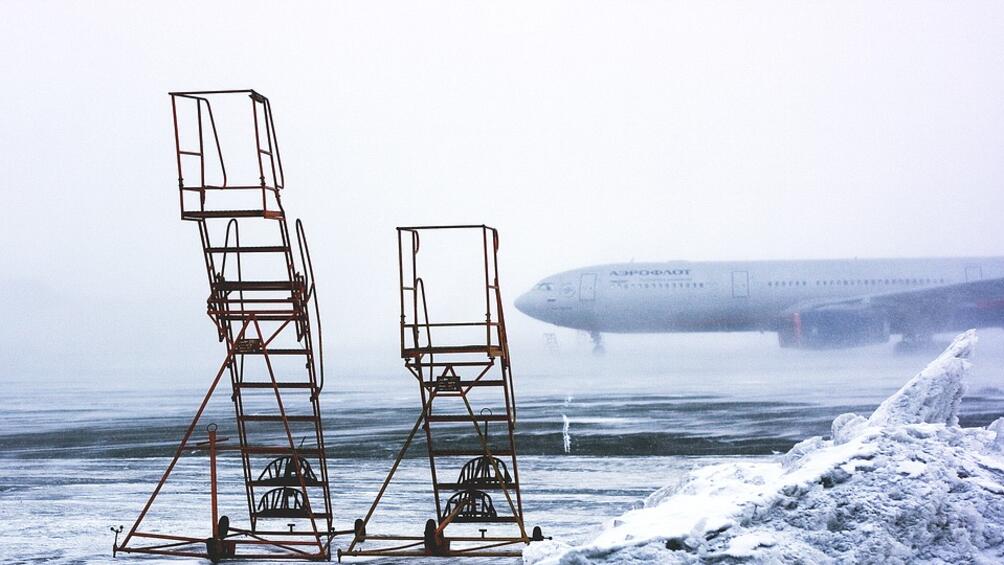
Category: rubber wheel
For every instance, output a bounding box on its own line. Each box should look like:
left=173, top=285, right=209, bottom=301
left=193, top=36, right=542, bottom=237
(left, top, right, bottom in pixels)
left=423, top=519, right=447, bottom=555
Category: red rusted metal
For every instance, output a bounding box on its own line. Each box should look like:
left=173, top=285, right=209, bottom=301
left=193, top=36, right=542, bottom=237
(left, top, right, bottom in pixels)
left=115, top=90, right=336, bottom=561
left=340, top=225, right=548, bottom=560
left=209, top=425, right=219, bottom=538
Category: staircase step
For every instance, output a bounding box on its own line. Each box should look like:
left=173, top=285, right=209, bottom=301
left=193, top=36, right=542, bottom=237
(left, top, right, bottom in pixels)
left=421, top=379, right=505, bottom=388
left=408, top=361, right=495, bottom=368
left=237, top=348, right=310, bottom=356
left=215, top=313, right=304, bottom=321
left=253, top=509, right=331, bottom=520
left=402, top=345, right=504, bottom=358
left=429, top=449, right=513, bottom=457
left=251, top=478, right=326, bottom=488
left=236, top=382, right=316, bottom=390
left=213, top=281, right=300, bottom=291
left=436, top=482, right=511, bottom=491
left=240, top=415, right=318, bottom=422
left=426, top=414, right=509, bottom=423
left=448, top=516, right=519, bottom=524
left=241, top=447, right=324, bottom=456
left=206, top=246, right=288, bottom=253
left=217, top=298, right=298, bottom=304
left=182, top=209, right=284, bottom=220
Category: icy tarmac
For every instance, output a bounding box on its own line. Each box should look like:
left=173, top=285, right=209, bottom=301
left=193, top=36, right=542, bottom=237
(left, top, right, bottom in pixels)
left=3, top=331, right=1004, bottom=563
left=0, top=455, right=738, bottom=564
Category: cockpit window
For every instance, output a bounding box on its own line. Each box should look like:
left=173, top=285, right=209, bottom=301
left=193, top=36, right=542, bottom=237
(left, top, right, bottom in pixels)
left=535, top=282, right=555, bottom=291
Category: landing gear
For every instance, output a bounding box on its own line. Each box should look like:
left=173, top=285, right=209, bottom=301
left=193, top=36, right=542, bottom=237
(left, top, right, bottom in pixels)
left=590, top=331, right=605, bottom=355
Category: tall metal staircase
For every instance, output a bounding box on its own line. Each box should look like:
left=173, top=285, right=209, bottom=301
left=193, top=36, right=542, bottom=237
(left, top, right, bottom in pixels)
left=115, top=90, right=334, bottom=561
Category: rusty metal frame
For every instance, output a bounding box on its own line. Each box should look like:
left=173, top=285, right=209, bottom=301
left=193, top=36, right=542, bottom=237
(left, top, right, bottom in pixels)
left=115, top=90, right=338, bottom=561
left=169, top=89, right=285, bottom=221
left=339, top=225, right=544, bottom=560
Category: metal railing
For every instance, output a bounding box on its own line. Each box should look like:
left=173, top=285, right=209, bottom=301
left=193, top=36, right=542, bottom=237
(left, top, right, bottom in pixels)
left=169, top=90, right=285, bottom=219
left=396, top=225, right=508, bottom=365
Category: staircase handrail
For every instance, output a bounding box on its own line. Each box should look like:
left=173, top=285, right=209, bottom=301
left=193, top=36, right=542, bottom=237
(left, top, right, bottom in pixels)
left=170, top=93, right=228, bottom=191
left=295, top=219, right=324, bottom=394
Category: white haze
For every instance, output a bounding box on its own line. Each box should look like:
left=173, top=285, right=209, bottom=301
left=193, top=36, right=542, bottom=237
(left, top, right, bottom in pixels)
left=1, top=1, right=1003, bottom=383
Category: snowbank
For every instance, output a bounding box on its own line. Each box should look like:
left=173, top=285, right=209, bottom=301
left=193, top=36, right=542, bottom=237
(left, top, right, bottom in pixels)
left=525, top=330, right=1004, bottom=564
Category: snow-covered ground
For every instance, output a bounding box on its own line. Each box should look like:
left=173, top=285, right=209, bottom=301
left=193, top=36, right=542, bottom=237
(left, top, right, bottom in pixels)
left=526, top=330, right=1004, bottom=564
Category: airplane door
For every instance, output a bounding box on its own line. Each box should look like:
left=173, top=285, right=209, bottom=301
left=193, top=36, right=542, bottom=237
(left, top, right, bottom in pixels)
left=579, top=273, right=597, bottom=301
left=966, top=266, right=983, bottom=282
left=732, top=271, right=750, bottom=298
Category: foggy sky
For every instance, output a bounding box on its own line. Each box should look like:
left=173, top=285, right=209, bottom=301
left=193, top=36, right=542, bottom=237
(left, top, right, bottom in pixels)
left=2, top=1, right=1003, bottom=383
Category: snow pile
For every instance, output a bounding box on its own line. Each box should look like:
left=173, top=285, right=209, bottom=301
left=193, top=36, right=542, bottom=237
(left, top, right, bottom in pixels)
left=866, top=330, right=971, bottom=428
left=525, top=330, right=1004, bottom=564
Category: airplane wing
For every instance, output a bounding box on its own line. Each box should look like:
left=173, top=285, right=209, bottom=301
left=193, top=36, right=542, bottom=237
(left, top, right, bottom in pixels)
left=778, top=278, right=1004, bottom=347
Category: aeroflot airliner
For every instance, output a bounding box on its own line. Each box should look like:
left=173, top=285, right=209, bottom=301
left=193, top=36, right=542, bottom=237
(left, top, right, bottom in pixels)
left=514, top=257, right=1004, bottom=351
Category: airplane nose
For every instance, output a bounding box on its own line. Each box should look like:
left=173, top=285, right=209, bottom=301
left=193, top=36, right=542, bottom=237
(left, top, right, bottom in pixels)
left=514, top=290, right=536, bottom=317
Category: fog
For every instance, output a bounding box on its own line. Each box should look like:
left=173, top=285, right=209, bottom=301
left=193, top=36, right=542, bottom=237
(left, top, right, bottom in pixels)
left=2, top=1, right=1003, bottom=383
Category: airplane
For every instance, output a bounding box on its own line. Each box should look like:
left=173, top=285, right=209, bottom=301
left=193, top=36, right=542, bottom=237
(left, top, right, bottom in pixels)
left=514, top=257, right=1004, bottom=352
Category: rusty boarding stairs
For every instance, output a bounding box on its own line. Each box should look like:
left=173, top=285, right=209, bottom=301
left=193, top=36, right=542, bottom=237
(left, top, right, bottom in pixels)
left=340, top=225, right=546, bottom=560
left=114, top=90, right=336, bottom=561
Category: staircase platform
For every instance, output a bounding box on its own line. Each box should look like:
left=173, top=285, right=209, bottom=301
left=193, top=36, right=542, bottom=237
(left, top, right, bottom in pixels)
left=402, top=345, right=503, bottom=358
left=182, top=209, right=284, bottom=220
left=254, top=509, right=331, bottom=520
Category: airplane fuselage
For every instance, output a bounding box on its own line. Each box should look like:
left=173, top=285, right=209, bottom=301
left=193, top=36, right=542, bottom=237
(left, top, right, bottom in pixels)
left=515, top=257, right=1004, bottom=344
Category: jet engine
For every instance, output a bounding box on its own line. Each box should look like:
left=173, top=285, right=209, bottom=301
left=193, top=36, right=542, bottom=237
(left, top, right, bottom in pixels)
left=777, top=306, right=890, bottom=349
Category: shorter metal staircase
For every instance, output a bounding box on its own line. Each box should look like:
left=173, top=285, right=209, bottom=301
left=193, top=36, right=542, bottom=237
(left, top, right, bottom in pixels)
left=340, top=225, right=547, bottom=560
